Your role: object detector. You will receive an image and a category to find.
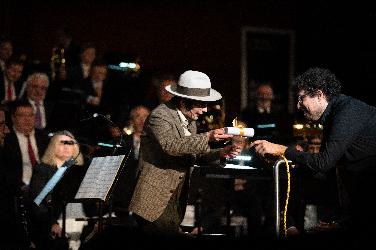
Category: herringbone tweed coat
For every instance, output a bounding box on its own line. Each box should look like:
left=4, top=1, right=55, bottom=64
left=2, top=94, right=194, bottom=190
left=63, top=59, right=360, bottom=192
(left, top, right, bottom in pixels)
left=129, top=101, right=221, bottom=222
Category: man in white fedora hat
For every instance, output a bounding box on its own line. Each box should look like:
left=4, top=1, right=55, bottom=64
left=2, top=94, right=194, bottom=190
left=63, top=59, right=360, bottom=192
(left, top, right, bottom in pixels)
left=129, top=70, right=241, bottom=236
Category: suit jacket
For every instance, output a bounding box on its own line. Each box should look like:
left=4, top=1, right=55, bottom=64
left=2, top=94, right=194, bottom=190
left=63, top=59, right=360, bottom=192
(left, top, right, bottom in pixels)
left=129, top=101, right=221, bottom=222
left=0, top=72, right=23, bottom=103
left=2, top=129, right=49, bottom=190
left=239, top=103, right=293, bottom=144
left=81, top=77, right=114, bottom=115
left=28, top=162, right=88, bottom=247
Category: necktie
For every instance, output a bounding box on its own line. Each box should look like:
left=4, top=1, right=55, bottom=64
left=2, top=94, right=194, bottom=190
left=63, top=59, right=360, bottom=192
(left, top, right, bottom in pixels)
left=7, top=82, right=13, bottom=101
left=27, top=135, right=38, bottom=167
left=34, top=102, right=42, bottom=129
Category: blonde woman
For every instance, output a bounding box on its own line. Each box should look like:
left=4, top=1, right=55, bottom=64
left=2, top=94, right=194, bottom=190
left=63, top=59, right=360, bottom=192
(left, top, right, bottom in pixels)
left=29, top=130, right=86, bottom=250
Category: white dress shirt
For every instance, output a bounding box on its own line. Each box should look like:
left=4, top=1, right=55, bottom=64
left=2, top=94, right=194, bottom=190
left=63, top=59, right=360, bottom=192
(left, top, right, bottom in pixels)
left=177, top=109, right=191, bottom=136
left=14, top=129, right=40, bottom=185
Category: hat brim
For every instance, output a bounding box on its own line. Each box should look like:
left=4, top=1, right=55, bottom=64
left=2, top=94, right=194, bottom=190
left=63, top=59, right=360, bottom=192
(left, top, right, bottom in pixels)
left=165, top=85, right=222, bottom=102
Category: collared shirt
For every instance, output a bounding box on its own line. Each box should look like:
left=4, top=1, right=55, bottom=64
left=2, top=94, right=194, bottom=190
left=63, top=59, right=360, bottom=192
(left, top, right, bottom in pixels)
left=0, top=60, right=5, bottom=71
left=177, top=109, right=191, bottom=136
left=28, top=98, right=46, bottom=129
left=14, top=128, right=40, bottom=185
left=257, top=106, right=271, bottom=114
left=92, top=80, right=103, bottom=95
left=3, top=75, right=16, bottom=101
left=81, top=63, right=90, bottom=79
left=133, top=135, right=141, bottom=160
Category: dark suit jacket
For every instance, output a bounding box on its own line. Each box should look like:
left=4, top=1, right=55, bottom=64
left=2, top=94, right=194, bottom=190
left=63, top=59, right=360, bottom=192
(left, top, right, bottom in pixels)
left=81, top=77, right=114, bottom=116
left=28, top=162, right=88, bottom=247
left=0, top=72, right=23, bottom=103
left=0, top=148, right=27, bottom=247
left=239, top=103, right=293, bottom=144
left=129, top=101, right=221, bottom=222
left=2, top=129, right=49, bottom=190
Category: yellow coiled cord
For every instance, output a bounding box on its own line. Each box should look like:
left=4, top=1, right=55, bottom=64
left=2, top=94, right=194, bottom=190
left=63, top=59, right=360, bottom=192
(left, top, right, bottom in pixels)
left=280, top=155, right=291, bottom=237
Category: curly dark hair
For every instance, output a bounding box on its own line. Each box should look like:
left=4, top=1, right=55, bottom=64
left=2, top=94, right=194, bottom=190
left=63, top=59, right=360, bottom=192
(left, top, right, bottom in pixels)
left=295, top=67, right=342, bottom=100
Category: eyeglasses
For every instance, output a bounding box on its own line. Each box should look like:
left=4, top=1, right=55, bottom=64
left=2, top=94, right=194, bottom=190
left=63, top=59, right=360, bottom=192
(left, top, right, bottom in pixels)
left=60, top=140, right=76, bottom=145
left=30, top=85, right=48, bottom=91
left=15, top=113, right=34, bottom=118
left=297, top=94, right=308, bottom=103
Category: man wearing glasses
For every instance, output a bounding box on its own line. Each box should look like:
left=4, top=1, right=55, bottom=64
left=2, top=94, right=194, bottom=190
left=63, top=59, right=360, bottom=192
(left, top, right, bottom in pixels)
left=251, top=68, right=376, bottom=240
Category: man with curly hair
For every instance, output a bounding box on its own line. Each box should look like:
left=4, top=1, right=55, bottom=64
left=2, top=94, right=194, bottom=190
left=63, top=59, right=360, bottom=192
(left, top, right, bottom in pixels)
left=251, top=67, right=376, bottom=238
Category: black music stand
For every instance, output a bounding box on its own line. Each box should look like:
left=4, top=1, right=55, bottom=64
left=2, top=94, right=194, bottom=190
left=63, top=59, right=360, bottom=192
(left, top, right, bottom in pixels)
left=74, top=155, right=129, bottom=232
left=196, top=164, right=271, bottom=237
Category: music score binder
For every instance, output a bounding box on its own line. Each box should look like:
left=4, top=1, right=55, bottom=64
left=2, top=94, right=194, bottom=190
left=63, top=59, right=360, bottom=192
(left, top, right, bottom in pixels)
left=34, top=158, right=76, bottom=206
left=75, top=155, right=126, bottom=202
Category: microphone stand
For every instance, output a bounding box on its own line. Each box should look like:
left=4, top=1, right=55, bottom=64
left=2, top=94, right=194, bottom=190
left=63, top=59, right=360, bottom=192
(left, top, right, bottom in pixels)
left=81, top=113, right=133, bottom=232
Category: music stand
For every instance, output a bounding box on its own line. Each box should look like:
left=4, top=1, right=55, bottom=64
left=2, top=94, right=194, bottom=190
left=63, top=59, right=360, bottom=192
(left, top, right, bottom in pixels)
left=74, top=154, right=129, bottom=232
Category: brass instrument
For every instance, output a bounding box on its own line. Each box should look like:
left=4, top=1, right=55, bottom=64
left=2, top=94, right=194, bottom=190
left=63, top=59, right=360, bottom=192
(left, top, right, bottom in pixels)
left=50, top=46, right=66, bottom=81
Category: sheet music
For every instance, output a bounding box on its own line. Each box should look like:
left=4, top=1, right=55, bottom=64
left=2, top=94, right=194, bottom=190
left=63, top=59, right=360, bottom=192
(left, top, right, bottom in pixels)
left=75, top=155, right=125, bottom=201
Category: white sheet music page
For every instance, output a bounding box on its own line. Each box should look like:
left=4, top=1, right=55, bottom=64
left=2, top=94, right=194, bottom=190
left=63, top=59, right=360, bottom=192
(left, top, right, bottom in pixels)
left=75, top=155, right=126, bottom=201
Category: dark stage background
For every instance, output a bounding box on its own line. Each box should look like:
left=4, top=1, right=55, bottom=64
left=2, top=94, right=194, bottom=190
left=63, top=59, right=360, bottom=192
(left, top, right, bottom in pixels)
left=1, top=0, right=376, bottom=118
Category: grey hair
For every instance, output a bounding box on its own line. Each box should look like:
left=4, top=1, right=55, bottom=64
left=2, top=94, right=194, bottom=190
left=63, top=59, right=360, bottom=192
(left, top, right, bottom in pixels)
left=18, top=72, right=50, bottom=99
left=27, top=72, right=50, bottom=87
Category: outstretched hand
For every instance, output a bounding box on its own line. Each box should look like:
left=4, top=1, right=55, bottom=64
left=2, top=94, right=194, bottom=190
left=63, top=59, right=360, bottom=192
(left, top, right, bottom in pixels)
left=249, top=140, right=287, bottom=159
left=207, top=128, right=233, bottom=142
left=220, top=144, right=242, bottom=159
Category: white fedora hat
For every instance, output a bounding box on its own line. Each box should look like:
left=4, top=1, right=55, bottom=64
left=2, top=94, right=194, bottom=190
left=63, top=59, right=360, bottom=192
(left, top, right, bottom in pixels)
left=165, top=70, right=222, bottom=102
